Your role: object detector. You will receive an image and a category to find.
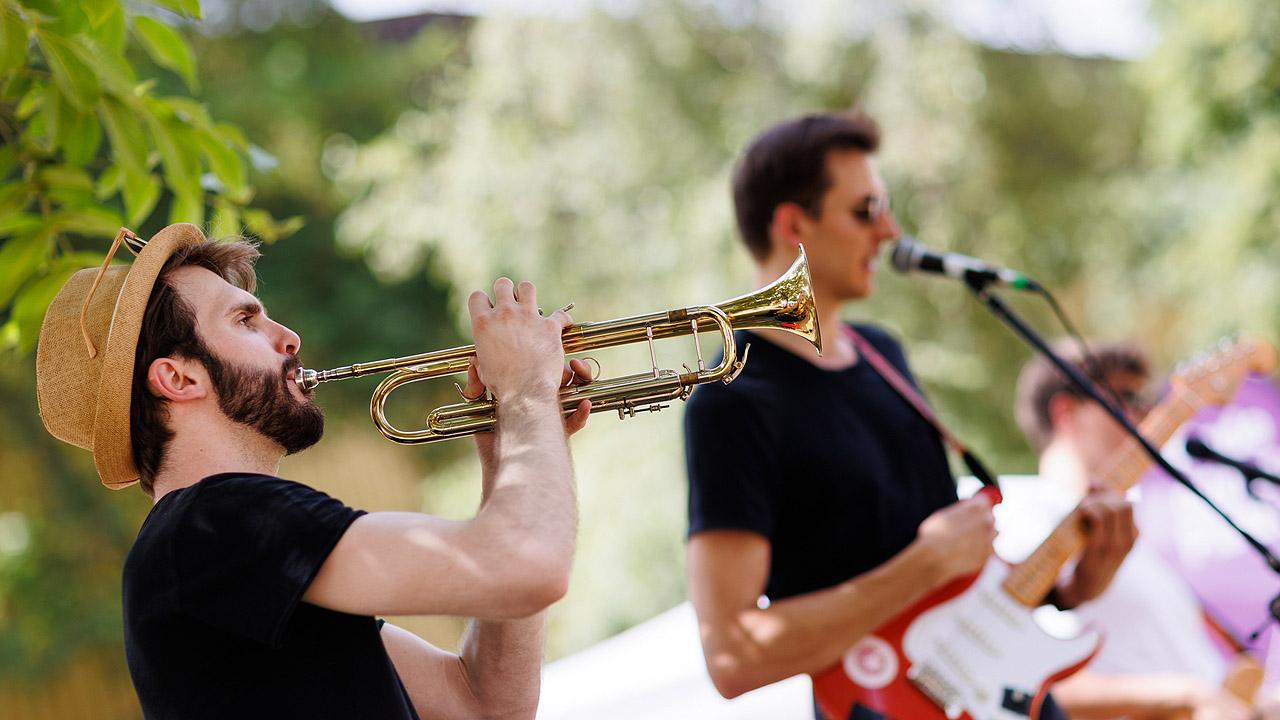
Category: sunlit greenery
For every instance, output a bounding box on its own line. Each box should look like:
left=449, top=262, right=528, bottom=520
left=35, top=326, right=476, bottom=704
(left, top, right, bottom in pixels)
left=2, top=0, right=1278, bottom=712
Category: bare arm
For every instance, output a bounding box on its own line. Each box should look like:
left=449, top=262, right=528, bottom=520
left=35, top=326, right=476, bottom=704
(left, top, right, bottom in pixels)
left=688, top=496, right=997, bottom=698
left=1052, top=670, right=1253, bottom=720
left=304, top=278, right=583, bottom=620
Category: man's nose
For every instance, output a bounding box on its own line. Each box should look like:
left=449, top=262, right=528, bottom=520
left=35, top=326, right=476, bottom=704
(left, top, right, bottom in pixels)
left=273, top=321, right=301, bottom=356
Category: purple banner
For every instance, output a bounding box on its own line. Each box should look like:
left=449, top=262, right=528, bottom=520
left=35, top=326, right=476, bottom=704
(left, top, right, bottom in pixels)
left=1137, top=373, right=1280, bottom=681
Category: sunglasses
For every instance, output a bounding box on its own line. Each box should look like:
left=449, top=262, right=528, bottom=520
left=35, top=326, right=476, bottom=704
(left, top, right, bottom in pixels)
left=853, top=194, right=891, bottom=225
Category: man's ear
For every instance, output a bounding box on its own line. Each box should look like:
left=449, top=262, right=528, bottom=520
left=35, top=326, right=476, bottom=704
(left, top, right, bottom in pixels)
left=767, top=202, right=811, bottom=253
left=147, top=357, right=209, bottom=402
left=1047, top=391, right=1078, bottom=435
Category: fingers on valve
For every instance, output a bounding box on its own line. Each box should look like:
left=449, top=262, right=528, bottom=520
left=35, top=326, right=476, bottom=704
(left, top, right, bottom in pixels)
left=516, top=280, right=537, bottom=307
left=467, top=289, right=494, bottom=318
left=493, top=277, right=517, bottom=306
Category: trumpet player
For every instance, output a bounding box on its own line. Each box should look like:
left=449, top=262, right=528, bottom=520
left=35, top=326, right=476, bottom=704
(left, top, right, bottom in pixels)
left=35, top=224, right=592, bottom=720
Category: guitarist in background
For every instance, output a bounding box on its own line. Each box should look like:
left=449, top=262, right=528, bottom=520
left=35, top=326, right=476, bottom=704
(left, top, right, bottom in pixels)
left=1015, top=342, right=1276, bottom=719
left=682, top=110, right=1137, bottom=719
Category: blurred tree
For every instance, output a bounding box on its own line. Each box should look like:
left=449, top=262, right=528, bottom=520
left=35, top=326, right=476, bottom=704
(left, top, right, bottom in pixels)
left=1095, top=0, right=1280, bottom=351
left=336, top=0, right=1149, bottom=657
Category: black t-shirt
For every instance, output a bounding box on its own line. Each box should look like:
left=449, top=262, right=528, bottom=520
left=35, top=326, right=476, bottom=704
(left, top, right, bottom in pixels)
left=684, top=325, right=1069, bottom=720
left=122, top=473, right=418, bottom=719
left=684, top=323, right=958, bottom=600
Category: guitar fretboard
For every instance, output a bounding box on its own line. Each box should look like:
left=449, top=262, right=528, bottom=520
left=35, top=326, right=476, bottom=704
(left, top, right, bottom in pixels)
left=1000, top=393, right=1203, bottom=608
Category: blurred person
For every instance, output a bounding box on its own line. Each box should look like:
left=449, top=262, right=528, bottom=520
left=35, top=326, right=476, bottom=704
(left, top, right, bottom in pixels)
left=1015, top=342, right=1277, bottom=719
left=682, top=111, right=1136, bottom=719
left=35, top=224, right=592, bottom=720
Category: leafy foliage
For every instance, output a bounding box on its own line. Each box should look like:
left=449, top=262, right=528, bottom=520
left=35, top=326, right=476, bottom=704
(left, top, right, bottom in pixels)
left=0, top=0, right=299, bottom=354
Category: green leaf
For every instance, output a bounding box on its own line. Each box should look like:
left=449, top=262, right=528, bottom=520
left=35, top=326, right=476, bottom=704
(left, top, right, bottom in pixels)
left=148, top=0, right=202, bottom=20
left=61, top=111, right=102, bottom=167
left=214, top=122, right=248, bottom=152
left=0, top=180, right=34, bottom=217
left=121, top=172, right=160, bottom=226
left=195, top=126, right=245, bottom=196
left=81, top=0, right=116, bottom=28
left=145, top=113, right=200, bottom=198
left=168, top=187, right=202, bottom=227
left=49, top=205, right=123, bottom=237
left=39, top=165, right=94, bottom=193
left=163, top=97, right=213, bottom=130
left=84, top=5, right=127, bottom=58
left=0, top=6, right=28, bottom=76
left=0, top=213, right=42, bottom=236
left=0, top=231, right=53, bottom=309
left=94, top=163, right=122, bottom=200
left=209, top=200, right=238, bottom=240
left=79, top=36, right=136, bottom=95
left=2, top=72, right=32, bottom=102
left=35, top=31, right=102, bottom=112
left=242, top=209, right=303, bottom=243
left=15, top=85, right=41, bottom=120
left=0, top=144, right=19, bottom=180
left=132, top=16, right=197, bottom=93
left=97, top=96, right=148, bottom=178
left=42, top=83, right=66, bottom=153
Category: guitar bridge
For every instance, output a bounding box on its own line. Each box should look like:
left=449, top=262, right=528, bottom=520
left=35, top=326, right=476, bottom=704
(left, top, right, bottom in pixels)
left=906, top=663, right=964, bottom=720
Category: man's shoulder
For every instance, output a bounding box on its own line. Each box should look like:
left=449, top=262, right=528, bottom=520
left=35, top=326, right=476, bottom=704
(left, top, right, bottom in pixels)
left=145, top=474, right=339, bottom=533
left=850, top=322, right=904, bottom=354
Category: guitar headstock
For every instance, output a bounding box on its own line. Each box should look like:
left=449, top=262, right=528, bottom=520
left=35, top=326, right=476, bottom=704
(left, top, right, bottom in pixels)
left=1170, top=337, right=1277, bottom=407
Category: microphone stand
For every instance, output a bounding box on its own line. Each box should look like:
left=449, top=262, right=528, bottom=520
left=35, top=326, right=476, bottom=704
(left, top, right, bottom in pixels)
left=962, top=275, right=1280, bottom=631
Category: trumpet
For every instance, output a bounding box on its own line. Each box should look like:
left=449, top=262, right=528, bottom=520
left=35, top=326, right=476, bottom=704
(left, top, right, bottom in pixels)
left=296, top=247, right=822, bottom=444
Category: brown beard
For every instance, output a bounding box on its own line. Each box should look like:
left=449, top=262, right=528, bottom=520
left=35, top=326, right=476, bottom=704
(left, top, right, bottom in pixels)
left=203, top=350, right=325, bottom=455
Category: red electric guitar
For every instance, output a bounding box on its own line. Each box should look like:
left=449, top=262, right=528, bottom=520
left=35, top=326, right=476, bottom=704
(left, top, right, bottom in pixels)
left=812, top=337, right=1277, bottom=720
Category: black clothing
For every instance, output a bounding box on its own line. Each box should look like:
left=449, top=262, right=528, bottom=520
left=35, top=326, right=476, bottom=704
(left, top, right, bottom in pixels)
left=684, top=325, right=1067, bottom=720
left=122, top=473, right=418, bottom=720
left=685, top=324, right=957, bottom=601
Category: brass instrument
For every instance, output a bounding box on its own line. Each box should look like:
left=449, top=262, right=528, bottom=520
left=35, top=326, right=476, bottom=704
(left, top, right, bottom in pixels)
left=296, top=247, right=821, bottom=444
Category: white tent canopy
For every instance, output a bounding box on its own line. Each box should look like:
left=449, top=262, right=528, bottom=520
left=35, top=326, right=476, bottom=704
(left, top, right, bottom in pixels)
left=537, top=602, right=812, bottom=719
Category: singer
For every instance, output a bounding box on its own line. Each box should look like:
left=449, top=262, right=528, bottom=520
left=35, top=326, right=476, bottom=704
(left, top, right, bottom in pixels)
left=681, top=111, right=1137, bottom=719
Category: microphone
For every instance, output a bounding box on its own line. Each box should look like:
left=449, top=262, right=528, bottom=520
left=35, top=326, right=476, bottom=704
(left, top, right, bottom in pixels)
left=1186, top=437, right=1280, bottom=487
left=890, top=236, right=1040, bottom=291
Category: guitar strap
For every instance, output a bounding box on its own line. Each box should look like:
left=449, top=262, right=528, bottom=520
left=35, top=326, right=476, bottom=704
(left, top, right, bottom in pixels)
left=842, top=325, right=999, bottom=490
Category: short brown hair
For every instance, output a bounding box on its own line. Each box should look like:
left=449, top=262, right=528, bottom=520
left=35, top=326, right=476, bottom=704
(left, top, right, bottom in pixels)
left=130, top=239, right=260, bottom=495
left=1014, top=341, right=1150, bottom=453
left=732, top=110, right=881, bottom=261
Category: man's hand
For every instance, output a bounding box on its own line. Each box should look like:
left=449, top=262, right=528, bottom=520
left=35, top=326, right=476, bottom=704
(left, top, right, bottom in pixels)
left=1190, top=688, right=1255, bottom=720
left=913, top=495, right=997, bottom=587
left=1054, top=489, right=1138, bottom=609
left=467, top=278, right=571, bottom=402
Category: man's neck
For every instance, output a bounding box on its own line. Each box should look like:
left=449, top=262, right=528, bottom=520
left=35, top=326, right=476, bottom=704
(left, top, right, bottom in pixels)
left=1038, top=437, right=1090, bottom=497
left=752, top=261, right=857, bottom=370
left=150, top=421, right=283, bottom=503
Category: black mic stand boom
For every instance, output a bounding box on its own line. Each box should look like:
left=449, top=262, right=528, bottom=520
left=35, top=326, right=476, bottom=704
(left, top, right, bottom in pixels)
left=962, top=274, right=1280, bottom=602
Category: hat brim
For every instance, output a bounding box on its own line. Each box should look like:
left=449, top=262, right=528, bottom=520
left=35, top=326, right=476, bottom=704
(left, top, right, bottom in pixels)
left=91, top=224, right=208, bottom=489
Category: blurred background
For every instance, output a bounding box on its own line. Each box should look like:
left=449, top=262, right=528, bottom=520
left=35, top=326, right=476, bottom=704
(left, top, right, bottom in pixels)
left=2, top=0, right=1279, bottom=715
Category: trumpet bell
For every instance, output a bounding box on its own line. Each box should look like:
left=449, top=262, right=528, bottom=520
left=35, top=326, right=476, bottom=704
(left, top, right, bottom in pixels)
left=718, top=245, right=822, bottom=356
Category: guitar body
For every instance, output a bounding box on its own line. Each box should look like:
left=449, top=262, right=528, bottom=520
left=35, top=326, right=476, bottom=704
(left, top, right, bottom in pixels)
left=812, top=560, right=1101, bottom=720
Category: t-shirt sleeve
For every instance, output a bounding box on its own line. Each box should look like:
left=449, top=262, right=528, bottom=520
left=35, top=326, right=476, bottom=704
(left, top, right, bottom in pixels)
left=683, top=386, right=777, bottom=539
left=172, top=476, right=365, bottom=648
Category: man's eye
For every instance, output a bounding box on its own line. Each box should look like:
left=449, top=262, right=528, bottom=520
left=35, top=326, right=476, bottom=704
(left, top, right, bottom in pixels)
left=238, top=315, right=252, bottom=326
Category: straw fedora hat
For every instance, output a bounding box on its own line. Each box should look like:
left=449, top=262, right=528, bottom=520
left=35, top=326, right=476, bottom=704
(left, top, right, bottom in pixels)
left=36, top=223, right=208, bottom=490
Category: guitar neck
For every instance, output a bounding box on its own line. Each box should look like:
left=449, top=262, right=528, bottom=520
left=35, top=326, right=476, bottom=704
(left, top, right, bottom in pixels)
left=1001, top=393, right=1202, bottom=607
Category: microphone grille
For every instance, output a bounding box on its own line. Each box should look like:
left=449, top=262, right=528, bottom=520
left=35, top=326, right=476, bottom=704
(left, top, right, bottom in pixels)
left=890, top=236, right=919, bottom=274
